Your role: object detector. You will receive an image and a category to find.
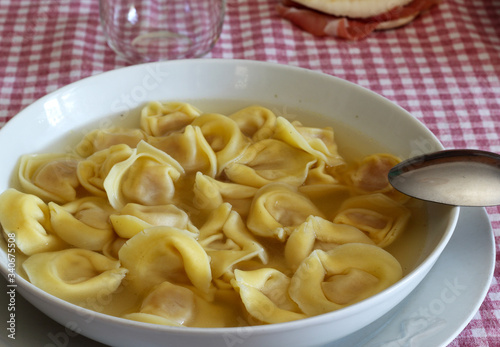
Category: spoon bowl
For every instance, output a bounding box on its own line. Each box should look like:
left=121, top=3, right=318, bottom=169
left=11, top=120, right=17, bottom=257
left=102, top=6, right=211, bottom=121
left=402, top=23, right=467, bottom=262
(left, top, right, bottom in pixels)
left=388, top=149, right=500, bottom=206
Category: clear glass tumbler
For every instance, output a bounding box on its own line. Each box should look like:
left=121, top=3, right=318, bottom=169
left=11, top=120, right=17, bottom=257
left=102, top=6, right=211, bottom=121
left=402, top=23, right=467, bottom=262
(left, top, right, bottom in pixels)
left=100, top=0, right=225, bottom=64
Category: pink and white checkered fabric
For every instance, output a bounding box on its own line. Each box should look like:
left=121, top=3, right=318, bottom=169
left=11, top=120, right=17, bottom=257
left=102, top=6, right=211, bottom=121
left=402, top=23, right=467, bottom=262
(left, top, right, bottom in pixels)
left=1, top=0, right=499, bottom=345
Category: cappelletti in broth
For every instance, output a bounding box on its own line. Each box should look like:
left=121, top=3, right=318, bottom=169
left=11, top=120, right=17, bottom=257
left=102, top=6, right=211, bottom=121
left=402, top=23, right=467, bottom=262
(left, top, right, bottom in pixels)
left=0, top=102, right=414, bottom=327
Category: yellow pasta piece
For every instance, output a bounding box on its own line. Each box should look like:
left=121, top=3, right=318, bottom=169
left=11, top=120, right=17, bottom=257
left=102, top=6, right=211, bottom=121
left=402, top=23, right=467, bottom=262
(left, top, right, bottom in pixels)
left=333, top=193, right=410, bottom=247
left=110, top=203, right=199, bottom=239
left=284, top=215, right=374, bottom=270
left=289, top=244, right=402, bottom=316
left=147, top=125, right=217, bottom=177
left=193, top=172, right=258, bottom=218
left=103, top=141, right=184, bottom=209
left=75, top=127, right=147, bottom=157
left=340, top=153, right=409, bottom=202
left=304, top=160, right=340, bottom=185
left=228, top=105, right=277, bottom=141
left=102, top=237, right=127, bottom=260
left=346, top=153, right=400, bottom=192
left=19, top=153, right=81, bottom=204
left=77, top=144, right=134, bottom=198
left=231, top=268, right=307, bottom=324
left=125, top=281, right=237, bottom=328
left=247, top=182, right=324, bottom=241
left=118, top=226, right=212, bottom=295
left=140, top=101, right=202, bottom=136
left=191, top=113, right=250, bottom=173
left=49, top=196, right=116, bottom=251
left=198, top=203, right=267, bottom=278
left=0, top=189, right=66, bottom=255
left=273, top=117, right=345, bottom=167
left=23, top=248, right=127, bottom=305
left=225, top=139, right=317, bottom=188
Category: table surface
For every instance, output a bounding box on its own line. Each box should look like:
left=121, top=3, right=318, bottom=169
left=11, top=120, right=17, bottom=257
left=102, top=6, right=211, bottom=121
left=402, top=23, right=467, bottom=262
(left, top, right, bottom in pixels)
left=0, top=0, right=499, bottom=346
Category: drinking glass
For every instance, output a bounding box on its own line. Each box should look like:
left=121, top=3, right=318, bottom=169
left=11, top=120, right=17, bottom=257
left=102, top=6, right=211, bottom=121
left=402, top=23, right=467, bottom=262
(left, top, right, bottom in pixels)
left=100, top=0, right=225, bottom=64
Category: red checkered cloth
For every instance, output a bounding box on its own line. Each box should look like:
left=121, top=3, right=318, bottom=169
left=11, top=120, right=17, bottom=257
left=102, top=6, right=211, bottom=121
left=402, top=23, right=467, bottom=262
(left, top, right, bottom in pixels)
left=1, top=0, right=499, bottom=346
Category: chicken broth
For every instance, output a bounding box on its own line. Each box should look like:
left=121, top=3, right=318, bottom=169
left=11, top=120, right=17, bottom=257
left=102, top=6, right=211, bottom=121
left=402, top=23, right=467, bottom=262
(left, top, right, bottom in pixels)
left=0, top=101, right=428, bottom=327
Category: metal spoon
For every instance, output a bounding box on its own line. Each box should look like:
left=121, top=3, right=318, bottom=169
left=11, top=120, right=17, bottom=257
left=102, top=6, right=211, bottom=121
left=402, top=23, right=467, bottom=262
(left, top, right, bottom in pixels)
left=388, top=149, right=500, bottom=206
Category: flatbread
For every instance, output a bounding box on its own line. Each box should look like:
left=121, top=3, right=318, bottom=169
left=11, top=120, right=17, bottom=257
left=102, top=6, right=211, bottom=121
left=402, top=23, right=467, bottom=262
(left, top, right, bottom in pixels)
left=375, top=13, right=418, bottom=29
left=290, top=0, right=414, bottom=18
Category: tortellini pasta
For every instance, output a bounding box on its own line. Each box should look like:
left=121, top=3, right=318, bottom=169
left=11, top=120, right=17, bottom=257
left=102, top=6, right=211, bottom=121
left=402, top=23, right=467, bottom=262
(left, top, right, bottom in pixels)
left=335, top=152, right=408, bottom=202
left=247, top=183, right=324, bottom=241
left=110, top=203, right=199, bottom=239
left=77, top=144, right=134, bottom=198
left=333, top=193, right=411, bottom=248
left=49, top=197, right=115, bottom=251
left=231, top=268, right=307, bottom=324
left=284, top=216, right=374, bottom=270
left=191, top=113, right=250, bottom=173
left=273, top=117, right=344, bottom=167
left=147, top=125, right=217, bottom=177
left=0, top=102, right=420, bottom=328
left=198, top=203, right=267, bottom=279
left=124, top=281, right=237, bottom=327
left=304, top=160, right=340, bottom=185
left=75, top=127, right=147, bottom=157
left=229, top=105, right=277, bottom=141
left=118, top=226, right=212, bottom=295
left=19, top=153, right=81, bottom=204
left=342, top=153, right=400, bottom=193
left=22, top=248, right=127, bottom=305
left=140, top=101, right=202, bottom=136
left=193, top=172, right=257, bottom=218
left=224, top=139, right=317, bottom=188
left=289, top=244, right=402, bottom=315
left=0, top=189, right=66, bottom=255
left=103, top=140, right=184, bottom=209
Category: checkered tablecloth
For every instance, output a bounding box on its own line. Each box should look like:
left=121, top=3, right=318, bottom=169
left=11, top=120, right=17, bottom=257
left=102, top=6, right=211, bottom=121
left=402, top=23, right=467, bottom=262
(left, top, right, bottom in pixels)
left=0, top=0, right=499, bottom=346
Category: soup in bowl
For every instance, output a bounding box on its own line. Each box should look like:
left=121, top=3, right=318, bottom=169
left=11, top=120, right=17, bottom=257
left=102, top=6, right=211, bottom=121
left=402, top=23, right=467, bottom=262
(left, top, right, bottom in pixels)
left=0, top=60, right=459, bottom=347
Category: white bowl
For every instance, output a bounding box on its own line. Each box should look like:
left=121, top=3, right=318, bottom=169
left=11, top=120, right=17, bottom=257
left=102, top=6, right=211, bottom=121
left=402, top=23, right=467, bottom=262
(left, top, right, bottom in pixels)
left=0, top=60, right=459, bottom=347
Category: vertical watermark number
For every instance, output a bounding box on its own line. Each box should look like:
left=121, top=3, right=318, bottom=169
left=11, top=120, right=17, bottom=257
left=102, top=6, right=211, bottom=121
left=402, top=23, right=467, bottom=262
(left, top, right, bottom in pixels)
left=6, top=232, right=16, bottom=340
